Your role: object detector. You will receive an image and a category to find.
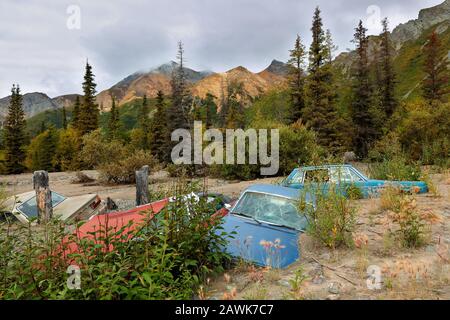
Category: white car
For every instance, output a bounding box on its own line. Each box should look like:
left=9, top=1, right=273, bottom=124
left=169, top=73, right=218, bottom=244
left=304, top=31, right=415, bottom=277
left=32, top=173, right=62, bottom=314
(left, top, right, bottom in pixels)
left=1, top=191, right=103, bottom=224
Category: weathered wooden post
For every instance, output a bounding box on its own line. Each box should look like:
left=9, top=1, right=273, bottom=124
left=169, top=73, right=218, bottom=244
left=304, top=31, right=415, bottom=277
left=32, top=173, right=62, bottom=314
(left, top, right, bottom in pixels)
left=33, top=170, right=53, bottom=224
left=135, top=165, right=150, bottom=206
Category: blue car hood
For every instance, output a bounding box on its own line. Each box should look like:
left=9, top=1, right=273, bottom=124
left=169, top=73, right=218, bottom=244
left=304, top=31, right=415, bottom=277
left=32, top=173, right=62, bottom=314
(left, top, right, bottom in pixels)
left=217, top=214, right=302, bottom=268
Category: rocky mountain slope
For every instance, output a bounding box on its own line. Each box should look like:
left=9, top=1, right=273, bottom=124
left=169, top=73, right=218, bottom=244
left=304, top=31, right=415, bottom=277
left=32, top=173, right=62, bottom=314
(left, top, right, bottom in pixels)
left=97, top=60, right=287, bottom=110
left=0, top=92, right=81, bottom=120
left=95, top=61, right=213, bottom=110
left=0, top=92, right=59, bottom=119
left=192, top=60, right=287, bottom=104
left=391, top=0, right=450, bottom=48
left=334, top=0, right=449, bottom=101
left=334, top=0, right=449, bottom=73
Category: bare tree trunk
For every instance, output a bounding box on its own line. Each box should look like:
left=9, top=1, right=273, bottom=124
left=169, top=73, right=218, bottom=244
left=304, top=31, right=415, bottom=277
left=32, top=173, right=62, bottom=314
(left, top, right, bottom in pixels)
left=135, top=165, right=150, bottom=206
left=33, top=170, right=53, bottom=224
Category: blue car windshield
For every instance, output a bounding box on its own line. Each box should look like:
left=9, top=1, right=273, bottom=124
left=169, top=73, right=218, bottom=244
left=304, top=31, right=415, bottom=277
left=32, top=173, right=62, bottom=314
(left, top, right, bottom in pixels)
left=17, top=192, right=66, bottom=218
left=232, top=192, right=306, bottom=231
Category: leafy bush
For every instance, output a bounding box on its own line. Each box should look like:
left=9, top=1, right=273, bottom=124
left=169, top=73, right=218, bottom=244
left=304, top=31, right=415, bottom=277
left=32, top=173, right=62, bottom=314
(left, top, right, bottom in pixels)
left=0, top=182, right=230, bottom=299
left=392, top=197, right=427, bottom=248
left=98, top=150, right=156, bottom=184
left=210, top=121, right=323, bottom=180
left=380, top=187, right=427, bottom=248
left=299, top=184, right=356, bottom=248
left=368, top=156, right=422, bottom=181
left=80, top=130, right=125, bottom=169
left=346, top=184, right=363, bottom=200
left=80, top=130, right=157, bottom=184
left=396, top=102, right=450, bottom=167
left=54, top=127, right=83, bottom=171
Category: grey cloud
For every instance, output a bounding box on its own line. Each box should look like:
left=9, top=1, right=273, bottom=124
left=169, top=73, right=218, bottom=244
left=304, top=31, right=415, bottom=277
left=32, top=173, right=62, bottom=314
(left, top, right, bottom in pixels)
left=0, top=0, right=443, bottom=97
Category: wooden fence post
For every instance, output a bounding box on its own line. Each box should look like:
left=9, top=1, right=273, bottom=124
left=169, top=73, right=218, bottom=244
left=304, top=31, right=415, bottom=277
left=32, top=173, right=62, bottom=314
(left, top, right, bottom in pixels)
left=135, top=165, right=150, bottom=206
left=33, top=170, right=53, bottom=224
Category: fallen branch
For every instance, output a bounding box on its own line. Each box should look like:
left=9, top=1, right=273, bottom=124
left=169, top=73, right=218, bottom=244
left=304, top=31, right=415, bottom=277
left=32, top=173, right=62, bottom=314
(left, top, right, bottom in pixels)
left=309, top=256, right=358, bottom=286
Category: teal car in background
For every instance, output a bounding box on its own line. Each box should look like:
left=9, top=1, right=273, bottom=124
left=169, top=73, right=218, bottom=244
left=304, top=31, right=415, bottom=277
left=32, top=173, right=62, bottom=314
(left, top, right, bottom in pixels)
left=282, top=164, right=428, bottom=198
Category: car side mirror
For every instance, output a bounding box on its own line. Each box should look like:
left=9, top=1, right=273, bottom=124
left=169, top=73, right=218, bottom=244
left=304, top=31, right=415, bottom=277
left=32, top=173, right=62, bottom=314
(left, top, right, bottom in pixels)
left=224, top=203, right=232, bottom=210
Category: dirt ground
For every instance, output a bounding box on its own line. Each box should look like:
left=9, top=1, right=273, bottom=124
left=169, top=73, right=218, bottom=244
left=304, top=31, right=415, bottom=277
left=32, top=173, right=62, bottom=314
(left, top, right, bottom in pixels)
left=1, top=169, right=449, bottom=300
left=0, top=170, right=279, bottom=202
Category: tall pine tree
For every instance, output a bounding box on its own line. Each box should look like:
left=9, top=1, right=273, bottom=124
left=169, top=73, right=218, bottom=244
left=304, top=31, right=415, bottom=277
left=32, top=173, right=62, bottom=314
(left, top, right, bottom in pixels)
left=4, top=84, right=26, bottom=174
left=107, top=96, right=120, bottom=140
left=287, top=35, right=306, bottom=123
left=62, top=106, right=67, bottom=129
left=379, top=18, right=397, bottom=118
left=150, top=90, right=169, bottom=163
left=72, top=95, right=81, bottom=130
left=422, top=31, right=449, bottom=103
left=351, top=20, right=378, bottom=158
left=166, top=42, right=193, bottom=162
left=78, top=61, right=99, bottom=135
left=203, top=93, right=218, bottom=128
left=167, top=42, right=191, bottom=132
left=137, top=94, right=151, bottom=149
left=303, top=7, right=341, bottom=152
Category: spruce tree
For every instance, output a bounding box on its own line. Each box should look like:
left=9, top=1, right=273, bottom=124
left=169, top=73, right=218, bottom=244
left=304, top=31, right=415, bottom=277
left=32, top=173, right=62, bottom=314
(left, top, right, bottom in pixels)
left=422, top=31, right=449, bottom=103
left=287, top=35, right=306, bottom=123
left=219, top=81, right=245, bottom=129
left=325, top=29, right=338, bottom=63
left=3, top=84, right=26, bottom=174
left=351, top=20, right=378, bottom=158
left=150, top=90, right=169, bottom=163
left=137, top=94, right=151, bottom=149
left=379, top=18, right=397, bottom=118
left=203, top=93, right=218, bottom=128
left=30, top=126, right=58, bottom=171
left=72, top=95, right=81, bottom=129
left=167, top=41, right=191, bottom=132
left=166, top=42, right=193, bottom=162
left=303, top=7, right=341, bottom=152
left=78, top=61, right=99, bottom=135
left=62, top=106, right=67, bottom=129
left=107, top=96, right=120, bottom=140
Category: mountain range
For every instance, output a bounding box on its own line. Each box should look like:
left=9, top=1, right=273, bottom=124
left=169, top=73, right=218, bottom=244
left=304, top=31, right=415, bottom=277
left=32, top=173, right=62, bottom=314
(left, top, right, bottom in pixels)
left=0, top=0, right=448, bottom=119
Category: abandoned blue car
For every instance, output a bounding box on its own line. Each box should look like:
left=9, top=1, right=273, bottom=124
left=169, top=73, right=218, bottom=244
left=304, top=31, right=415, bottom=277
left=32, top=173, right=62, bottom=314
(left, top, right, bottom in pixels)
left=217, top=184, right=312, bottom=269
left=282, top=164, right=428, bottom=198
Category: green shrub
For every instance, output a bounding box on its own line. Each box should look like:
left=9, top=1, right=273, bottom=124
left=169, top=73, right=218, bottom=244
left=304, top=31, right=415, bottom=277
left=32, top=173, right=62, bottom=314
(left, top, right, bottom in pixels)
left=346, top=184, right=363, bottom=200
left=368, top=156, right=422, bottom=181
left=98, top=149, right=156, bottom=184
left=210, top=121, right=323, bottom=180
left=54, top=127, right=83, bottom=171
left=396, top=102, right=450, bottom=166
left=299, top=184, right=356, bottom=248
left=0, top=182, right=230, bottom=299
left=391, top=196, right=427, bottom=248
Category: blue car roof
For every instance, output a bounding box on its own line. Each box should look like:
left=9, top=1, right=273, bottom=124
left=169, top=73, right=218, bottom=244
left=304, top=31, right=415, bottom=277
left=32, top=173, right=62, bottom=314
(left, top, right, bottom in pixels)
left=243, top=184, right=302, bottom=200
left=297, top=164, right=353, bottom=170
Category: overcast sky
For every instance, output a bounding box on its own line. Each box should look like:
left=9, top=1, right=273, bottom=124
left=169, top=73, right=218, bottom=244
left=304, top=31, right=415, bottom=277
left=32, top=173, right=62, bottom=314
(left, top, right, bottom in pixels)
left=0, top=0, right=444, bottom=97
